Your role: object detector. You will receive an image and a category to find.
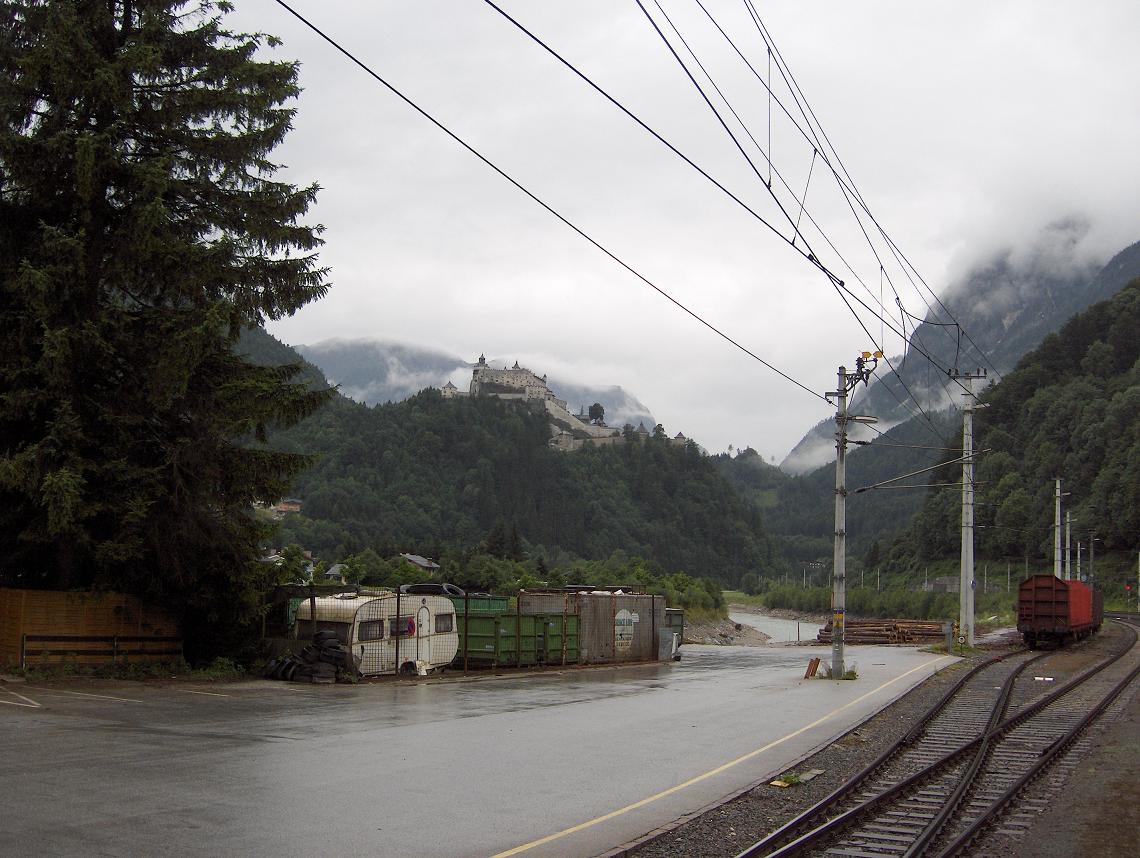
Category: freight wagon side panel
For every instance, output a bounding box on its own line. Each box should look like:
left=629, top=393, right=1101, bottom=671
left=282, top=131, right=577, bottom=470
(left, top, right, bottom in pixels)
left=1068, top=581, right=1093, bottom=631
left=1018, top=575, right=1070, bottom=635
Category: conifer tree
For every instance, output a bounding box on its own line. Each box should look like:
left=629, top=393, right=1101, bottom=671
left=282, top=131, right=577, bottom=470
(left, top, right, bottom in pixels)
left=0, top=1, right=331, bottom=629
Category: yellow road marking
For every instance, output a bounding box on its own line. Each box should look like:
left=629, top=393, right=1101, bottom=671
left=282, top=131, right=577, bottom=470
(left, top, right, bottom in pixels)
left=24, top=686, right=143, bottom=704
left=490, top=656, right=953, bottom=857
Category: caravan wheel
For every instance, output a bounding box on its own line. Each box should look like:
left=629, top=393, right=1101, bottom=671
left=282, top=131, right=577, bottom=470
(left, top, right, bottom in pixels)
left=399, top=661, right=417, bottom=676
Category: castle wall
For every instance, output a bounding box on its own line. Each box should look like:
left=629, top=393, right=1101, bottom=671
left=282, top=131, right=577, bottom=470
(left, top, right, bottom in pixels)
left=469, top=357, right=628, bottom=448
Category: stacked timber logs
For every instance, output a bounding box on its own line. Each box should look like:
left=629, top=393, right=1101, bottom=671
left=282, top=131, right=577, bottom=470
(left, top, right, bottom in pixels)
left=816, top=619, right=946, bottom=645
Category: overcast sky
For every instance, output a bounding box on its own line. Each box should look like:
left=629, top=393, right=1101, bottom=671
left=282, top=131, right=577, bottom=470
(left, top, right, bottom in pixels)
left=230, top=1, right=1140, bottom=460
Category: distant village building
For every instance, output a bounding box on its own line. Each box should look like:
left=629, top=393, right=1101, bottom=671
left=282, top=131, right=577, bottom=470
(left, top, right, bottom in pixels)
left=268, top=497, right=303, bottom=519
left=400, top=553, right=441, bottom=573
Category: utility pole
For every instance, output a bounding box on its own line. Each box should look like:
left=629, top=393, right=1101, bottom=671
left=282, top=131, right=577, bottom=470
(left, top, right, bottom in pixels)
left=1054, top=479, right=1063, bottom=578
left=952, top=369, right=985, bottom=647
left=829, top=354, right=879, bottom=681
left=1065, top=511, right=1072, bottom=580
left=1077, top=542, right=1082, bottom=581
left=1090, top=535, right=1098, bottom=583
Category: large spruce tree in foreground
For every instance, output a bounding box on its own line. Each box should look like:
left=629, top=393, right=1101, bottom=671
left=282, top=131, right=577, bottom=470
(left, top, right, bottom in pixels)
left=0, top=1, right=330, bottom=629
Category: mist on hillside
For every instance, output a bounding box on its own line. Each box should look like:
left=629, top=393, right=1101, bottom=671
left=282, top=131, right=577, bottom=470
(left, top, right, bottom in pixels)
left=779, top=223, right=1137, bottom=475
left=295, top=339, right=656, bottom=430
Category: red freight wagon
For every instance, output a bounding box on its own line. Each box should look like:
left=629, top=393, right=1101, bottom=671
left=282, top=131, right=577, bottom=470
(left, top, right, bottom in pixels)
left=1017, top=574, right=1102, bottom=648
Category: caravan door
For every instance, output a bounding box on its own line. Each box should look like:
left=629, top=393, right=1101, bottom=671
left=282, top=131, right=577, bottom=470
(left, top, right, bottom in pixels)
left=416, top=604, right=431, bottom=665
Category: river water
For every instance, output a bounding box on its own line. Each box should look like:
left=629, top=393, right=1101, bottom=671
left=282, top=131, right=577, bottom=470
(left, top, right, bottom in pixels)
left=728, top=610, right=824, bottom=644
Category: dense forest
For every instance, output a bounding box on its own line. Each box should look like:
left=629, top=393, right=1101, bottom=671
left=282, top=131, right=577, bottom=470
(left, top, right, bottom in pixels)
left=240, top=271, right=1140, bottom=612
left=882, top=278, right=1140, bottom=602
left=713, top=410, right=957, bottom=565
left=239, top=328, right=778, bottom=589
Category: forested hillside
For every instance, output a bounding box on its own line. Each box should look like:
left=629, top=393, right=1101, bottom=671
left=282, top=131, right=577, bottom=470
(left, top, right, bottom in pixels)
left=715, top=411, right=958, bottom=566
left=239, top=329, right=777, bottom=585
left=762, top=235, right=1140, bottom=567
left=884, top=278, right=1140, bottom=599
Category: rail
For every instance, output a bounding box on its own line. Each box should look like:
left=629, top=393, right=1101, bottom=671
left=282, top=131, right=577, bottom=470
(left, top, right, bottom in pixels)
left=737, top=620, right=1139, bottom=857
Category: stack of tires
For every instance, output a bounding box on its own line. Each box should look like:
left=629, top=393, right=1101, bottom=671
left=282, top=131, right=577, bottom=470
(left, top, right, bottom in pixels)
left=264, top=631, right=353, bottom=683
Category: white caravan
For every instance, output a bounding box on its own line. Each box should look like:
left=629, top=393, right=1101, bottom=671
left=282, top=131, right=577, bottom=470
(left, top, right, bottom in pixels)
left=295, top=592, right=458, bottom=676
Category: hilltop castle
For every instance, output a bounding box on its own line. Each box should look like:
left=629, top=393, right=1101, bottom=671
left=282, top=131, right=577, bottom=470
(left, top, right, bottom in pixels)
left=438, top=354, right=689, bottom=451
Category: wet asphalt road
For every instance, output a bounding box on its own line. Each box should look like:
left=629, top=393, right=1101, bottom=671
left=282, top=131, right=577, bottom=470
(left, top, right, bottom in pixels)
left=2, top=645, right=951, bottom=857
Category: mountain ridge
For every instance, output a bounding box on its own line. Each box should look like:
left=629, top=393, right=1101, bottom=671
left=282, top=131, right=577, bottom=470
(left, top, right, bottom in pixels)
left=294, top=338, right=657, bottom=432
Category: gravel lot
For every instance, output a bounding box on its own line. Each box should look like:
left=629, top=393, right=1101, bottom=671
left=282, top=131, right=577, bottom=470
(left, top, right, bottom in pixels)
left=621, top=624, right=1133, bottom=858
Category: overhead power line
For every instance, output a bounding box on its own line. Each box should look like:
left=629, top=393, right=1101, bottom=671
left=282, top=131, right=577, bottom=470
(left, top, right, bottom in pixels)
left=628, top=1, right=947, bottom=442
left=270, top=0, right=830, bottom=404
left=631, top=2, right=955, bottom=441
left=481, top=0, right=951, bottom=442
left=740, top=0, right=1003, bottom=383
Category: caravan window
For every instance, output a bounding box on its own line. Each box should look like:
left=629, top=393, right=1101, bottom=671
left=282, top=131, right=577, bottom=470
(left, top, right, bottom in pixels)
left=388, top=616, right=415, bottom=637
left=435, top=613, right=454, bottom=633
left=358, top=620, right=383, bottom=641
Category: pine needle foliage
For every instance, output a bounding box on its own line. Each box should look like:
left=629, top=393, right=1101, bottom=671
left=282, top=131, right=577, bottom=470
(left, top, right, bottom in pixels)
left=0, top=1, right=331, bottom=634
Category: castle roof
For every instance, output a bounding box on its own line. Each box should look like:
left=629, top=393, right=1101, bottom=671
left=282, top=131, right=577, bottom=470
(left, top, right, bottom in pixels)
left=442, top=380, right=456, bottom=389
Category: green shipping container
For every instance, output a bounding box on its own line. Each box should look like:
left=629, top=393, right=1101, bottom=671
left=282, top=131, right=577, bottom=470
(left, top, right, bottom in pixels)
left=448, top=595, right=510, bottom=614
left=455, top=613, right=579, bottom=668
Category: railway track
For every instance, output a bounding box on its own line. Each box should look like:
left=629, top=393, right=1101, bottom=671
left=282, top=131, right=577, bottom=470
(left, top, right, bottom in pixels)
left=736, top=621, right=1140, bottom=858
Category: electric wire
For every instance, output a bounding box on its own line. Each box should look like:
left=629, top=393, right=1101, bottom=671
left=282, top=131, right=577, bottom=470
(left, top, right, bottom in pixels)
left=482, top=0, right=940, bottom=440
left=740, top=0, right=947, bottom=331
left=738, top=0, right=968, bottom=408
left=646, top=0, right=898, bottom=350
left=653, top=0, right=902, bottom=328
left=479, top=0, right=813, bottom=269
left=742, top=0, right=1002, bottom=382
left=686, top=0, right=964, bottom=418
left=632, top=2, right=946, bottom=440
left=853, top=451, right=984, bottom=493
left=484, top=0, right=909, bottom=343
left=731, top=0, right=979, bottom=396
left=269, top=0, right=830, bottom=405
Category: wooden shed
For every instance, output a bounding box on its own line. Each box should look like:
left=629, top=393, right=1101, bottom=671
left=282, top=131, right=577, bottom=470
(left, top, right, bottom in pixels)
left=0, top=588, right=182, bottom=669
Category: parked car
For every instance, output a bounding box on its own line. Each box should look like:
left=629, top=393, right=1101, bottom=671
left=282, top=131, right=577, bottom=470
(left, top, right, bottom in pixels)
left=399, top=582, right=465, bottom=597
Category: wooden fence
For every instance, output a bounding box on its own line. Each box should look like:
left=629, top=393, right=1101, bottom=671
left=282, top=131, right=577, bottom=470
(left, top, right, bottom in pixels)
left=0, top=588, right=181, bottom=669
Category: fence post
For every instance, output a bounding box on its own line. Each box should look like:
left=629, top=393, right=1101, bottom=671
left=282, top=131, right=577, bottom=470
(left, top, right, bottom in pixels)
left=20, top=633, right=26, bottom=671
left=113, top=636, right=118, bottom=662
left=463, top=594, right=469, bottom=675
left=394, top=591, right=401, bottom=677
left=651, top=595, right=657, bottom=662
